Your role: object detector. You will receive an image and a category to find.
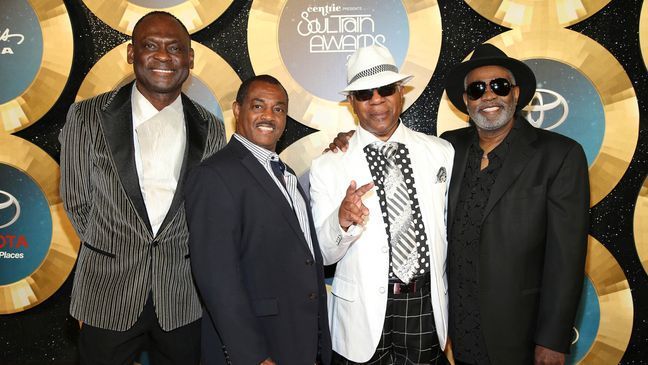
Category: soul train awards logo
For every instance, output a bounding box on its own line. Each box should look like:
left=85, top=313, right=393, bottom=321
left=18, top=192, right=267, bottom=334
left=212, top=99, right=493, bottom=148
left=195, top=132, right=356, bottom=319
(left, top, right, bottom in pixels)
left=296, top=4, right=386, bottom=53
left=278, top=0, right=409, bottom=101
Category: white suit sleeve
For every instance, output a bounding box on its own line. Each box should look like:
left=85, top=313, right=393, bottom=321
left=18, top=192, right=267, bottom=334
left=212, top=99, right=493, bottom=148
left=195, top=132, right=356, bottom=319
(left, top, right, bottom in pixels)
left=309, top=156, right=362, bottom=265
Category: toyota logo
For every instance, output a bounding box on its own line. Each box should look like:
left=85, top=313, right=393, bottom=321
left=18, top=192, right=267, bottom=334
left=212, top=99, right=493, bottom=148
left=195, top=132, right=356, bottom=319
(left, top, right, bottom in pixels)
left=523, top=88, right=569, bottom=131
left=0, top=190, right=21, bottom=229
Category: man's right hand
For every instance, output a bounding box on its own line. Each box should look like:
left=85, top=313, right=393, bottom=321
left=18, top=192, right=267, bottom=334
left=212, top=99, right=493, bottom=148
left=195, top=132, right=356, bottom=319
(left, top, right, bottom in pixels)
left=260, top=358, right=277, bottom=365
left=339, top=180, right=374, bottom=230
left=324, top=130, right=355, bottom=153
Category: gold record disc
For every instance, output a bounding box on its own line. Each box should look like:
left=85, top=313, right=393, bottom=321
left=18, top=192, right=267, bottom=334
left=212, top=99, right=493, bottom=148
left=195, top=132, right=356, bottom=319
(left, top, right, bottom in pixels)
left=0, top=0, right=73, bottom=134
left=569, top=236, right=633, bottom=364
left=640, top=0, right=648, bottom=70
left=634, top=177, right=648, bottom=275
left=0, top=134, right=79, bottom=314
left=279, top=130, right=331, bottom=178
left=465, top=0, right=611, bottom=30
left=81, top=0, right=233, bottom=35
left=249, top=0, right=442, bottom=177
left=76, top=41, right=240, bottom=139
left=437, top=29, right=639, bottom=206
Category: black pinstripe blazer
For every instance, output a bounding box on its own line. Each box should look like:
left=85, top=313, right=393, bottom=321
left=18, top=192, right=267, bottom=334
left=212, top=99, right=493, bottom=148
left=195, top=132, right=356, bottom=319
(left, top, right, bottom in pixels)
left=59, top=82, right=226, bottom=331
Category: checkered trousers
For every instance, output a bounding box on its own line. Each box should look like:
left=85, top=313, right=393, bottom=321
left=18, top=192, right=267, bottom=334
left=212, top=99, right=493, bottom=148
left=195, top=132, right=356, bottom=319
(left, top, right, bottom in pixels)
left=332, top=286, right=448, bottom=365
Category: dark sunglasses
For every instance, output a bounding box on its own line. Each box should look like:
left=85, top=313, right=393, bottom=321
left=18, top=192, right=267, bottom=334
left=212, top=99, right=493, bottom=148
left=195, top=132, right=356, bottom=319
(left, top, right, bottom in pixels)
left=465, top=78, right=514, bottom=100
left=351, top=83, right=399, bottom=101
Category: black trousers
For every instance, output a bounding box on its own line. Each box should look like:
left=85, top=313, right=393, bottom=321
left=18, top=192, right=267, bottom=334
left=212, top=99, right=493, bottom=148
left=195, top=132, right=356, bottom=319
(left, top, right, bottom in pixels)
left=78, top=294, right=200, bottom=365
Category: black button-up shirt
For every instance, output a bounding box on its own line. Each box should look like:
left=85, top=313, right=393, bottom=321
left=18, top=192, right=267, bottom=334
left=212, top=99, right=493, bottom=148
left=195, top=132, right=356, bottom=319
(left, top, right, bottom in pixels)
left=448, top=125, right=517, bottom=365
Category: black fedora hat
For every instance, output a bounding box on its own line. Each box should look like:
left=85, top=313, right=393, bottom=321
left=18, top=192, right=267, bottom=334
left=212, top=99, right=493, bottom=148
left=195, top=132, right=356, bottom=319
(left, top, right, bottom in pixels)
left=445, top=43, right=536, bottom=114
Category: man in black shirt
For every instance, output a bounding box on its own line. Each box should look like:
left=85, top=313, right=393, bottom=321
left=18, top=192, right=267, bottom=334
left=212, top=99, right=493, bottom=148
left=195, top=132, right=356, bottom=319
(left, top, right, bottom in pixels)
left=441, top=43, right=589, bottom=365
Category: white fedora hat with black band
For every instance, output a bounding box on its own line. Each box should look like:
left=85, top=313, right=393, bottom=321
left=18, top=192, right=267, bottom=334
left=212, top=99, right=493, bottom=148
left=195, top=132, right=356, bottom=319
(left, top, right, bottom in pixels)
left=342, top=44, right=413, bottom=94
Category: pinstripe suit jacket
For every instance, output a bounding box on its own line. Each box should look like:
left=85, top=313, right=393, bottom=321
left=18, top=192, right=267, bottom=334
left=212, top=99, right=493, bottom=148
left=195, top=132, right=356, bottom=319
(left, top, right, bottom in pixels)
left=59, top=83, right=226, bottom=331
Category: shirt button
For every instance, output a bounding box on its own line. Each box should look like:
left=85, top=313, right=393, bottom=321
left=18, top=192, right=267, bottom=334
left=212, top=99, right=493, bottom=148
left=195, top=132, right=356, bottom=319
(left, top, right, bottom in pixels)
left=309, top=293, right=318, bottom=300
left=379, top=287, right=385, bottom=294
left=382, top=246, right=389, bottom=253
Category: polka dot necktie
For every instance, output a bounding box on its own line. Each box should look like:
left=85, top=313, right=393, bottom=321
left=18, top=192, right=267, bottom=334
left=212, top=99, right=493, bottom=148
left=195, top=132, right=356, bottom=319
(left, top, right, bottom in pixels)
left=364, top=141, right=427, bottom=283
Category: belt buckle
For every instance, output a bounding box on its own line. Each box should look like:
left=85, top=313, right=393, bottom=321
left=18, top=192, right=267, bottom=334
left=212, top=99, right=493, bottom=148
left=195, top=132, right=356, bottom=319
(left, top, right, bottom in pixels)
left=393, top=283, right=401, bottom=294
left=392, top=281, right=416, bottom=294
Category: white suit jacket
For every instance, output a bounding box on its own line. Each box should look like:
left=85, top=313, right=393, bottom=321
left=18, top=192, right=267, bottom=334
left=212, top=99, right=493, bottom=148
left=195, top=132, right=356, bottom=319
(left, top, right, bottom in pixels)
left=310, top=123, right=454, bottom=362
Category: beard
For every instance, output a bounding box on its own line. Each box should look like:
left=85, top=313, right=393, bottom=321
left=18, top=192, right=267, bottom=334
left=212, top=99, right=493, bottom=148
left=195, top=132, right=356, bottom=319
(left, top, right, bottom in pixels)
left=468, top=100, right=516, bottom=131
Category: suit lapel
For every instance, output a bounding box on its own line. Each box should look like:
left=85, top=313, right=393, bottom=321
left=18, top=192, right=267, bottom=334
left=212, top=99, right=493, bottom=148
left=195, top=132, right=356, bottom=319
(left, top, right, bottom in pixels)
left=100, top=83, right=152, bottom=233
left=231, top=139, right=311, bottom=251
left=481, top=118, right=537, bottom=223
left=446, top=129, right=472, bottom=233
left=158, top=95, right=208, bottom=232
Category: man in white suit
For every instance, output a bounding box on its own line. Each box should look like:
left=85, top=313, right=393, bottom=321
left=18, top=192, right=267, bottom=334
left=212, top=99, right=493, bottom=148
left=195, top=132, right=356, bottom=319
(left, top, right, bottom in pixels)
left=310, top=45, right=453, bottom=364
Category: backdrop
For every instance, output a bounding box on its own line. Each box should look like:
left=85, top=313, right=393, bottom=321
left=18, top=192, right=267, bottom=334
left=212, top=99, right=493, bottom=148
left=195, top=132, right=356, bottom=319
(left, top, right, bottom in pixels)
left=0, top=0, right=646, bottom=364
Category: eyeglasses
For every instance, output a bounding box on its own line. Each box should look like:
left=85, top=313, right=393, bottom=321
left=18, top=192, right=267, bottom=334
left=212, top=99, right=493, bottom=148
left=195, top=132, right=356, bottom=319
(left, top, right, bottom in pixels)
left=465, top=78, right=514, bottom=100
left=351, top=83, right=399, bottom=101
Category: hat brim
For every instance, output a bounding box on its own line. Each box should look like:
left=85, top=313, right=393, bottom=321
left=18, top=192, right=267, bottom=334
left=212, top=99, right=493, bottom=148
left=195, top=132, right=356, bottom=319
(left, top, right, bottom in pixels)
left=342, top=72, right=413, bottom=94
left=445, top=56, right=536, bottom=114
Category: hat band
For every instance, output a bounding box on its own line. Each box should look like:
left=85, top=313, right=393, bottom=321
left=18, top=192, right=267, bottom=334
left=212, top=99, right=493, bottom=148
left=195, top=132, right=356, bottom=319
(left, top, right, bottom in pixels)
left=348, top=64, right=399, bottom=85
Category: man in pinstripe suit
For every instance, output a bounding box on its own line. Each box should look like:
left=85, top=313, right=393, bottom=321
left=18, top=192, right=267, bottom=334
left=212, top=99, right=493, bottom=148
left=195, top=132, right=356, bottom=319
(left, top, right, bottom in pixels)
left=59, top=11, right=225, bottom=364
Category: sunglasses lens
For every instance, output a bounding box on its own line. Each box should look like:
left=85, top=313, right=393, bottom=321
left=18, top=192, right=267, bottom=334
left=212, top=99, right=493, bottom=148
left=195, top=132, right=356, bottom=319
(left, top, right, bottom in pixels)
left=377, top=84, right=397, bottom=97
left=466, top=81, right=486, bottom=100
left=352, top=83, right=398, bottom=101
left=353, top=89, right=374, bottom=101
left=465, top=78, right=513, bottom=100
left=490, top=78, right=511, bottom=97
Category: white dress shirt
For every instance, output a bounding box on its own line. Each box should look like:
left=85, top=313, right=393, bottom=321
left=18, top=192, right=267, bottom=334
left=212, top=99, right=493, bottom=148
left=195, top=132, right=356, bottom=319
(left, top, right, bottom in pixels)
left=131, top=84, right=186, bottom=236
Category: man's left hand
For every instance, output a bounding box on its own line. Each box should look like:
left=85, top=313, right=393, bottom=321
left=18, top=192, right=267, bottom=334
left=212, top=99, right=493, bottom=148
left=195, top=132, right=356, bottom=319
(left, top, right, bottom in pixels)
left=534, top=345, right=565, bottom=365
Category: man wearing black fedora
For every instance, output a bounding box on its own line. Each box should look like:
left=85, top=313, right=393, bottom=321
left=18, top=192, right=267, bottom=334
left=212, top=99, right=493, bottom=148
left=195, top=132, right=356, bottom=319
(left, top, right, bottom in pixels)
left=441, top=43, right=589, bottom=365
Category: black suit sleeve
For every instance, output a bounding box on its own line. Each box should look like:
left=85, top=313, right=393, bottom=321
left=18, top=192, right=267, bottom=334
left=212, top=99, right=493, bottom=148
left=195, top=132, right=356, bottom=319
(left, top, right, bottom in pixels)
left=185, top=165, right=269, bottom=364
left=535, top=143, right=590, bottom=353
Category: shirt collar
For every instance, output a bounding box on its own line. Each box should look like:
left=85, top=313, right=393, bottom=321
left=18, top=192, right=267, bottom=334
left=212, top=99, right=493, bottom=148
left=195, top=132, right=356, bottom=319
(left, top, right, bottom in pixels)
left=233, top=133, right=280, bottom=165
left=471, top=117, right=520, bottom=158
left=356, top=119, right=407, bottom=148
left=131, top=83, right=184, bottom=128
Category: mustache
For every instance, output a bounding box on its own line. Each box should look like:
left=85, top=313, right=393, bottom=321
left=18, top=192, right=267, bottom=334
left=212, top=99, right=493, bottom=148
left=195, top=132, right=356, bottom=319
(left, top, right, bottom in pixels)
left=255, top=121, right=276, bottom=128
left=477, top=101, right=506, bottom=111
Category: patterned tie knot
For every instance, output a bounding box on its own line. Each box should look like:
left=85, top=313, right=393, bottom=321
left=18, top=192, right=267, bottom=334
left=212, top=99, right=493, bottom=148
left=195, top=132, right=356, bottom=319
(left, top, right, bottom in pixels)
left=369, top=141, right=401, bottom=161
